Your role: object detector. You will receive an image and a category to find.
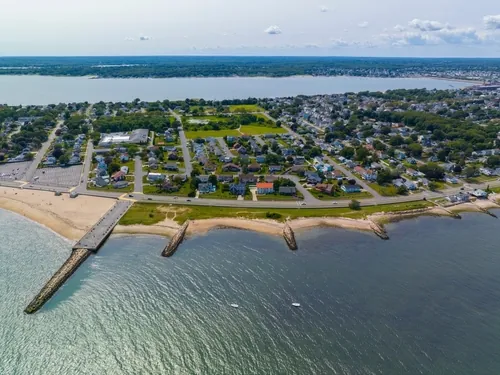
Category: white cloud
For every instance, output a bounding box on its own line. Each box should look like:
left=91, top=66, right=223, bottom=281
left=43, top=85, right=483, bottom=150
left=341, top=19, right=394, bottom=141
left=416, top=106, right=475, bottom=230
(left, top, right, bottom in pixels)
left=264, top=25, right=282, bottom=35
left=139, top=36, right=151, bottom=41
left=408, top=19, right=450, bottom=32
left=436, top=27, right=480, bottom=44
left=484, top=15, right=500, bottom=30
left=330, top=38, right=351, bottom=47
left=320, top=6, right=328, bottom=13
left=124, top=37, right=134, bottom=41
left=394, top=24, right=406, bottom=32
left=358, top=21, right=369, bottom=28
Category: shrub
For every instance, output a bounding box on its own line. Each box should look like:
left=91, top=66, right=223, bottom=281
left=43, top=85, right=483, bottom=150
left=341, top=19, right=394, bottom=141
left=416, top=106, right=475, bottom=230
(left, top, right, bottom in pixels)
left=349, top=199, right=361, bottom=210
left=265, top=212, right=282, bottom=220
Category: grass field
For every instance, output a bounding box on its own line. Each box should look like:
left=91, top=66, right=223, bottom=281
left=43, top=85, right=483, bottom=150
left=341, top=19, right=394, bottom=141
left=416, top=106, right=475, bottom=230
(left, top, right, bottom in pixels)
left=257, top=194, right=303, bottom=201
left=240, top=125, right=287, bottom=135
left=120, top=201, right=434, bottom=225
left=369, top=183, right=398, bottom=197
left=143, top=182, right=193, bottom=196
left=309, top=188, right=373, bottom=200
left=228, top=104, right=265, bottom=113
left=88, top=183, right=134, bottom=193
left=184, top=129, right=241, bottom=139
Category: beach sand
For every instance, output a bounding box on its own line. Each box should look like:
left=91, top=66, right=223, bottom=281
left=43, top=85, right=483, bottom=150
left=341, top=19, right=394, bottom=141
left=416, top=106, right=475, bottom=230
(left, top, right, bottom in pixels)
left=0, top=187, right=116, bottom=241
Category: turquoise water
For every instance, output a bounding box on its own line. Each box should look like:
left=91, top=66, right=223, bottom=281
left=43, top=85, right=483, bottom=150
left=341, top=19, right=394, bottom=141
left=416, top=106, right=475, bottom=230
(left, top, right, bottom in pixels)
left=2, top=208, right=500, bottom=374
left=0, top=75, right=472, bottom=105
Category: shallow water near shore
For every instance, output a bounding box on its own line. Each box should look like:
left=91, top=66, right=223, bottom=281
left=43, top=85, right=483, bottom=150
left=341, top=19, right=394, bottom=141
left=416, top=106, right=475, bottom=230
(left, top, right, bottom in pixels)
left=2, top=208, right=500, bottom=374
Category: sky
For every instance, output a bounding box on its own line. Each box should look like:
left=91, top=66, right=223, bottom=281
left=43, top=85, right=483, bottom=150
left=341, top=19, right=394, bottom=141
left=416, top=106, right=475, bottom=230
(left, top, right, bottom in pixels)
left=0, top=0, right=499, bottom=57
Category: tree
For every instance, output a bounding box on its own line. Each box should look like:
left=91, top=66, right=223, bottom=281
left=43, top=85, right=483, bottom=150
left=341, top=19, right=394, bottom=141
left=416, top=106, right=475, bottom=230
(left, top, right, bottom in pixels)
left=419, top=163, right=445, bottom=180
left=340, top=147, right=355, bottom=159
left=109, top=163, right=120, bottom=174
left=397, top=185, right=408, bottom=195
left=208, top=174, right=218, bottom=186
left=376, top=168, right=394, bottom=185
left=389, top=135, right=405, bottom=146
left=58, top=154, right=69, bottom=165
left=407, top=143, right=423, bottom=158
left=464, top=166, right=479, bottom=178
left=52, top=144, right=64, bottom=159
left=428, top=181, right=439, bottom=191
left=486, top=155, right=500, bottom=168
left=349, top=200, right=361, bottom=210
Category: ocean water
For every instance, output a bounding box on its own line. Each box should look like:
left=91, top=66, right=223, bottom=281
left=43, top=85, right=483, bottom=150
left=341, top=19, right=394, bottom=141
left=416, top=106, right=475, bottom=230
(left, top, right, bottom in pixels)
left=0, top=75, right=472, bottom=105
left=2, top=208, right=500, bottom=374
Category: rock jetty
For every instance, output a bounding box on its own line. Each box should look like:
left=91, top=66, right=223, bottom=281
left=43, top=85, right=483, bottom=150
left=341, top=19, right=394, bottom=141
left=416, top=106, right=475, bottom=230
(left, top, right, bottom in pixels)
left=161, top=220, right=190, bottom=257
left=25, top=248, right=92, bottom=314
left=283, top=221, right=298, bottom=250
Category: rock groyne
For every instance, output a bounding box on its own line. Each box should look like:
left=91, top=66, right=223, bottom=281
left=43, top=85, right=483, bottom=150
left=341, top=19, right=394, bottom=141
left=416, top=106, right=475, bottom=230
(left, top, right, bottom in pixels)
left=161, top=220, right=190, bottom=257
left=369, top=220, right=389, bottom=240
left=24, top=248, right=92, bottom=314
left=283, top=221, right=298, bottom=250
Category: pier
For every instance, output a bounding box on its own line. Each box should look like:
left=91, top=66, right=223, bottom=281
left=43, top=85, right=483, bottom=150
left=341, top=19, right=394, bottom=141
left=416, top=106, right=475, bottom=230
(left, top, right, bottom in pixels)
left=25, top=200, right=133, bottom=314
left=73, top=200, right=132, bottom=251
left=369, top=220, right=389, bottom=240
left=25, top=248, right=92, bottom=314
left=162, top=221, right=190, bottom=257
left=283, top=221, right=298, bottom=250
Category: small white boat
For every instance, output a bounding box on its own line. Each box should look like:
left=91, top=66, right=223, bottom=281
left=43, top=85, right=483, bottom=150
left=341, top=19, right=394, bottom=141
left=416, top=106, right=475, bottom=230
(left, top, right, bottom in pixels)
left=230, top=304, right=239, bottom=308
left=292, top=303, right=301, bottom=307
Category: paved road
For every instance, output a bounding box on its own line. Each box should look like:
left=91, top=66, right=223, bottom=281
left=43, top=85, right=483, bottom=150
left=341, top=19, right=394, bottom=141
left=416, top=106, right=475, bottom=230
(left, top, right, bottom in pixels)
left=134, top=156, right=144, bottom=193
left=216, top=137, right=233, bottom=158
left=169, top=109, right=193, bottom=176
left=74, top=141, right=94, bottom=193
left=24, top=120, right=63, bottom=182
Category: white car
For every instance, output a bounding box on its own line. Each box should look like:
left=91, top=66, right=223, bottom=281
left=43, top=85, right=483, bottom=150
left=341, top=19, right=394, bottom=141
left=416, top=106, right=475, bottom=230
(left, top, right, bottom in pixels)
left=332, top=201, right=338, bottom=205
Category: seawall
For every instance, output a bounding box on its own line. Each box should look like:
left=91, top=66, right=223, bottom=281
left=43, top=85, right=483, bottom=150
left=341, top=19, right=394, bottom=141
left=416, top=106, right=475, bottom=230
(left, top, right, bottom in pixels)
left=161, top=221, right=190, bottom=257
left=25, top=248, right=92, bottom=314
left=283, top=221, right=298, bottom=250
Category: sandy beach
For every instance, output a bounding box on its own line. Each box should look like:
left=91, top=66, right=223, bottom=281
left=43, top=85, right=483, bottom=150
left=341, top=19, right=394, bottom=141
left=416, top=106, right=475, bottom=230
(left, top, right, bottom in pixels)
left=0, top=187, right=116, bottom=241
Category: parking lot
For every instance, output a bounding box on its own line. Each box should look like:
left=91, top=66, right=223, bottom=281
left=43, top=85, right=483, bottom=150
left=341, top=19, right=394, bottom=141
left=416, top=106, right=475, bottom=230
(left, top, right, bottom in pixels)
left=32, top=165, right=83, bottom=188
left=0, top=161, right=31, bottom=181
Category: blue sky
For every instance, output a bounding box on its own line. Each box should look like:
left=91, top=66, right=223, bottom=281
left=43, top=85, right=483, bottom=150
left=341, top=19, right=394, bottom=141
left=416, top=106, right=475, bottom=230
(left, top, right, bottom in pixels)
left=0, top=0, right=499, bottom=56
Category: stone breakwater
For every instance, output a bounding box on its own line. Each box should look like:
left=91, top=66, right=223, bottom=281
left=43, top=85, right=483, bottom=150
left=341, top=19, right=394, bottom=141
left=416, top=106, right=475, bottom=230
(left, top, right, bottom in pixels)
left=24, top=248, right=92, bottom=314
left=283, top=221, right=298, bottom=250
left=161, top=221, right=190, bottom=257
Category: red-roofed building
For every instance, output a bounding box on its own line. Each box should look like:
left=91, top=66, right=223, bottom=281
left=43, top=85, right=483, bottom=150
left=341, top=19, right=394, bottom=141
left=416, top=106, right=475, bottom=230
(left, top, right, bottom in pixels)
left=256, top=182, right=274, bottom=194
left=111, top=170, right=126, bottom=181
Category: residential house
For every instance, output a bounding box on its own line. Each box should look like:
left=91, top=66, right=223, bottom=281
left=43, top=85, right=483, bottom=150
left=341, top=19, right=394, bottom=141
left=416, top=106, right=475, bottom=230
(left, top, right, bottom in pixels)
left=239, top=173, right=257, bottom=184
left=198, top=183, right=216, bottom=194
left=198, top=175, right=210, bottom=183
left=111, top=171, right=126, bottom=182
left=94, top=176, right=109, bottom=187
left=164, top=163, right=179, bottom=171
left=148, top=157, right=158, bottom=169
left=279, top=186, right=297, bottom=195
left=256, top=182, right=275, bottom=194
left=229, top=183, right=246, bottom=196
left=247, top=163, right=261, bottom=173
left=362, top=169, right=377, bottom=182
left=305, top=171, right=322, bottom=185
left=204, top=163, right=217, bottom=173
left=147, top=173, right=165, bottom=182
left=120, top=166, right=129, bottom=174
left=217, top=175, right=234, bottom=183
left=294, top=156, right=306, bottom=165
left=161, top=181, right=179, bottom=193
left=220, top=156, right=233, bottom=164
left=113, top=181, right=129, bottom=189
left=315, top=184, right=334, bottom=195
left=119, top=154, right=129, bottom=162
left=222, top=163, right=241, bottom=173
left=341, top=184, right=361, bottom=193
left=445, top=175, right=459, bottom=184
left=470, top=189, right=488, bottom=199
left=269, top=165, right=283, bottom=173
left=256, top=155, right=266, bottom=164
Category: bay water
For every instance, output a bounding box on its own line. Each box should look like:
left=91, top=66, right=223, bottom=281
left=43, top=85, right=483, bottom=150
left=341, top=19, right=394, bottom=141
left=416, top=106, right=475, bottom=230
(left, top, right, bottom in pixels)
left=2, top=208, right=500, bottom=374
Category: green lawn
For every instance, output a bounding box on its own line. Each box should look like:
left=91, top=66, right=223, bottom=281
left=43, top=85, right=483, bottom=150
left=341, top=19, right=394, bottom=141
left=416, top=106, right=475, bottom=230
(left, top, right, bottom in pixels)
left=143, top=181, right=193, bottom=197
left=257, top=194, right=303, bottom=201
left=183, top=115, right=230, bottom=124
left=239, top=125, right=288, bottom=135
left=369, top=183, right=398, bottom=197
left=184, top=129, right=241, bottom=139
left=228, top=104, right=265, bottom=113
left=88, top=183, right=134, bottom=193
left=309, top=188, right=373, bottom=200
left=465, top=175, right=499, bottom=184
left=120, top=201, right=435, bottom=225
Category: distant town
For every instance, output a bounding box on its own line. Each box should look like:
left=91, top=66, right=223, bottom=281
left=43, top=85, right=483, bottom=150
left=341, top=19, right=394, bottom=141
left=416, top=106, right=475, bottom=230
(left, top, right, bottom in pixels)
left=1, top=84, right=500, bottom=210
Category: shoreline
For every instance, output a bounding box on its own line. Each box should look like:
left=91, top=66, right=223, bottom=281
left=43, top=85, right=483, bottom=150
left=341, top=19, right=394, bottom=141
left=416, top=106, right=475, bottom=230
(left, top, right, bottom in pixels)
left=1, top=185, right=499, bottom=242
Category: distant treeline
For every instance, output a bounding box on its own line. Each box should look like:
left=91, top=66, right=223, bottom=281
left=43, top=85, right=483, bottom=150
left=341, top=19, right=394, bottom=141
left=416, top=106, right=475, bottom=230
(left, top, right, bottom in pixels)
left=0, top=56, right=499, bottom=78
